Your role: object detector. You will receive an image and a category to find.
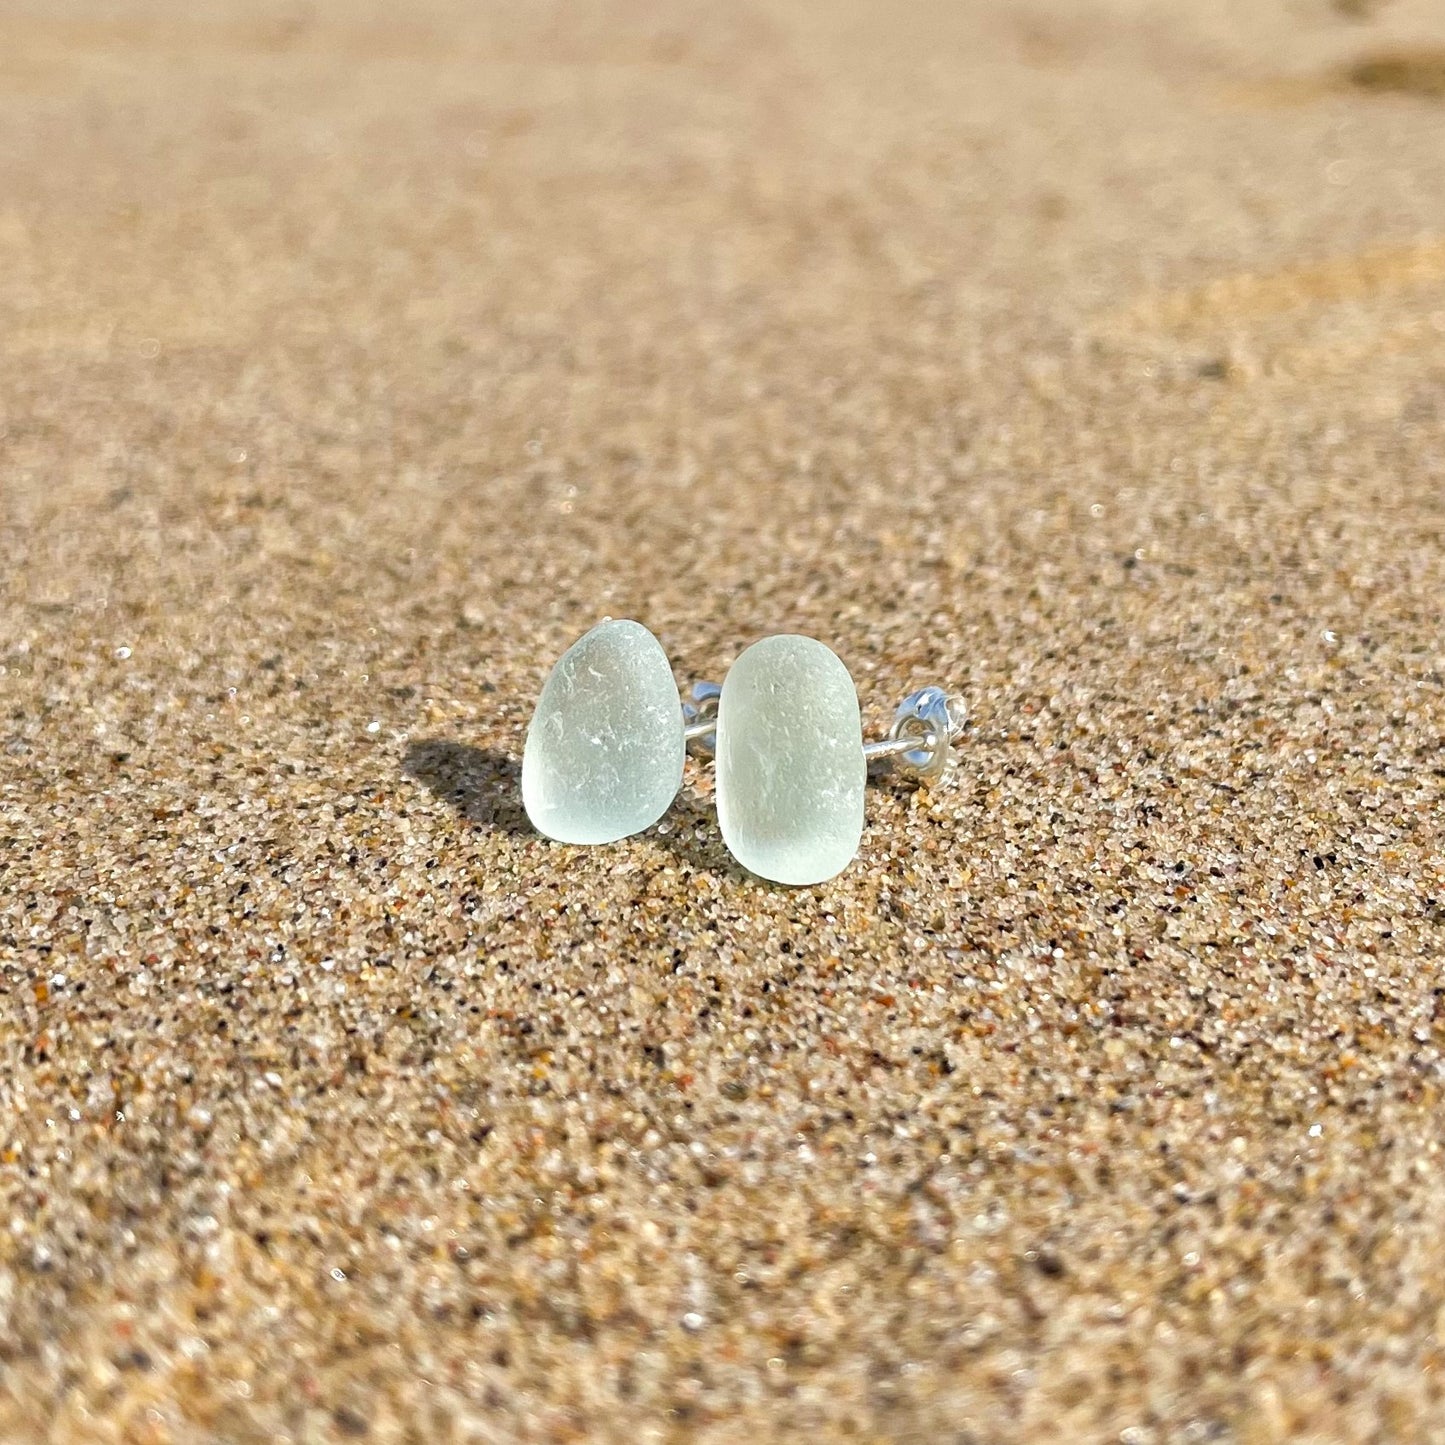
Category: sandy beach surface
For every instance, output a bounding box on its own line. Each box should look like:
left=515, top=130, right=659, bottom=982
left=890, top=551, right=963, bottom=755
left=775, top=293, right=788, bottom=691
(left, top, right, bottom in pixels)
left=3, top=1, right=1444, bottom=1440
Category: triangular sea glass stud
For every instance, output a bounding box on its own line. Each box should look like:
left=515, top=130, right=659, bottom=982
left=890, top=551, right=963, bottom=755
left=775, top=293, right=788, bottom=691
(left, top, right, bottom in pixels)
left=715, top=635, right=867, bottom=885
left=522, top=619, right=685, bottom=844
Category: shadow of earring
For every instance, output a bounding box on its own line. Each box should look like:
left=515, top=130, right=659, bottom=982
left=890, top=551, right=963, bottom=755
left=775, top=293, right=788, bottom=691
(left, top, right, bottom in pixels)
left=402, top=740, right=531, bottom=836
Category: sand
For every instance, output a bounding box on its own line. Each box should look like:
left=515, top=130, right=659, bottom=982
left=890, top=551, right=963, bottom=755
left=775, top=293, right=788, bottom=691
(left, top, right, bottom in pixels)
left=2, top=0, right=1444, bottom=1440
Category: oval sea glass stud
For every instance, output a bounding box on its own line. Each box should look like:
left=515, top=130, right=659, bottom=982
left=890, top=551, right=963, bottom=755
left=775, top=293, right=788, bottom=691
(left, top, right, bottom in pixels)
left=522, top=619, right=685, bottom=844
left=715, top=635, right=866, bottom=885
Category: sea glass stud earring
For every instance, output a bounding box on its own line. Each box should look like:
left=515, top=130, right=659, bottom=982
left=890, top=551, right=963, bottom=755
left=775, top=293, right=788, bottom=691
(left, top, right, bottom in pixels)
left=522, top=619, right=685, bottom=844
left=688, top=635, right=965, bottom=886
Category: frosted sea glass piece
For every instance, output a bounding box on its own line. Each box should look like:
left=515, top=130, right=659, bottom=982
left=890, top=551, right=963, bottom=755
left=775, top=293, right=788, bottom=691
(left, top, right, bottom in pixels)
left=522, top=619, right=684, bottom=844
left=716, top=635, right=865, bottom=885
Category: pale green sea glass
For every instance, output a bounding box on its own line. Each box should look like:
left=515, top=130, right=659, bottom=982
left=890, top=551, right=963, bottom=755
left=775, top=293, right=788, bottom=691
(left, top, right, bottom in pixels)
left=716, top=635, right=865, bottom=885
left=522, top=620, right=684, bottom=844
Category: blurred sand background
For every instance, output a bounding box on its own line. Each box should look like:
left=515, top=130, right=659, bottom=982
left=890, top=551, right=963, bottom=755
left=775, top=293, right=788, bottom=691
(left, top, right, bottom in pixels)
left=3, top=0, right=1445, bottom=1440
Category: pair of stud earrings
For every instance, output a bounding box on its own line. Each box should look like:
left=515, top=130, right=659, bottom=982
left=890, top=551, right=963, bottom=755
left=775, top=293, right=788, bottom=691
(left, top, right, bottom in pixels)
left=521, top=620, right=965, bottom=885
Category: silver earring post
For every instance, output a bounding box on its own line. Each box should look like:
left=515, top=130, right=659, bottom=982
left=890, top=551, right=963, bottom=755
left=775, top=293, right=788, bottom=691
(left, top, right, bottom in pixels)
left=682, top=681, right=966, bottom=784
